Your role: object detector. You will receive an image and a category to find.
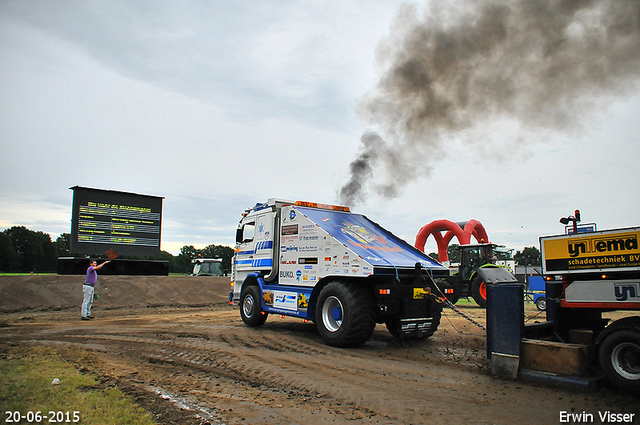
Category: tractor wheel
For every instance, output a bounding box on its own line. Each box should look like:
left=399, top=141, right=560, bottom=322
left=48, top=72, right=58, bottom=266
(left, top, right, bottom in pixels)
left=471, top=276, right=487, bottom=308
left=240, top=285, right=268, bottom=327
left=315, top=281, right=375, bottom=347
left=598, top=330, right=640, bottom=390
left=535, top=297, right=547, bottom=311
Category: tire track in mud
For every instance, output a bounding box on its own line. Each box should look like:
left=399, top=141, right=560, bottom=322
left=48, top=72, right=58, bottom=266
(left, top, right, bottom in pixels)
left=136, top=324, right=488, bottom=423
left=18, top=325, right=337, bottom=398
left=88, top=331, right=400, bottom=424
left=7, top=318, right=476, bottom=423
left=14, top=313, right=485, bottom=385
left=2, top=307, right=639, bottom=425
left=10, top=328, right=377, bottom=424
left=215, top=336, right=486, bottom=422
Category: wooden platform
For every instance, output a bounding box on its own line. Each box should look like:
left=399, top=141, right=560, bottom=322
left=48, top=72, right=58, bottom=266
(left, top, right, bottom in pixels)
left=519, top=338, right=590, bottom=376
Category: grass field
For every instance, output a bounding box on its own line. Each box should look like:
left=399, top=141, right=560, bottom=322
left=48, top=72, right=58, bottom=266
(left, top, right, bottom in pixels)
left=0, top=347, right=157, bottom=425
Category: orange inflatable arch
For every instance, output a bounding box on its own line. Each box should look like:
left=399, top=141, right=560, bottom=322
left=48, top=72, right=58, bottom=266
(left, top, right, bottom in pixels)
left=414, top=219, right=489, bottom=263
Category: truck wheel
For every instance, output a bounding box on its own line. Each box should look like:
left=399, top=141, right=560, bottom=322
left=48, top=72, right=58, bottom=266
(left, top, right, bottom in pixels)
left=535, top=297, right=547, bottom=311
left=240, top=285, right=268, bottom=327
left=471, top=276, right=487, bottom=308
left=315, top=281, right=375, bottom=347
left=598, top=330, right=640, bottom=390
left=425, top=301, right=442, bottom=338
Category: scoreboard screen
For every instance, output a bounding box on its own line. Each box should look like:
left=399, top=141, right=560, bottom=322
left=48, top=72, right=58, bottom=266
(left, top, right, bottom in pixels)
left=70, top=186, right=164, bottom=256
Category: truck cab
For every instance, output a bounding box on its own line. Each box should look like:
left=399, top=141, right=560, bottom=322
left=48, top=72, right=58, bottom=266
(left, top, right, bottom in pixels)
left=233, top=199, right=287, bottom=288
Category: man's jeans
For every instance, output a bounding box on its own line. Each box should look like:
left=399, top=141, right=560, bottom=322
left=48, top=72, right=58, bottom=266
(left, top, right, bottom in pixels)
left=82, top=284, right=95, bottom=317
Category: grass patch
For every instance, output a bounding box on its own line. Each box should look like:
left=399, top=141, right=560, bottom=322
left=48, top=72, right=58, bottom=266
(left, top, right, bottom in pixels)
left=453, top=298, right=479, bottom=306
left=0, top=347, right=157, bottom=425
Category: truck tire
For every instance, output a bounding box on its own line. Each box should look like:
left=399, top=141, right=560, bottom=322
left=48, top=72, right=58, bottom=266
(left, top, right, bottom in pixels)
left=598, top=330, right=640, bottom=390
left=240, top=285, right=268, bottom=327
left=471, top=276, right=487, bottom=308
left=315, top=281, right=375, bottom=347
left=535, top=297, right=547, bottom=311
left=424, top=301, right=442, bottom=338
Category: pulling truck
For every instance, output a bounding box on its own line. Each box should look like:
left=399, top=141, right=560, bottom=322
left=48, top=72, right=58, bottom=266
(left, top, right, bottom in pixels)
left=539, top=226, right=640, bottom=390
left=230, top=199, right=451, bottom=347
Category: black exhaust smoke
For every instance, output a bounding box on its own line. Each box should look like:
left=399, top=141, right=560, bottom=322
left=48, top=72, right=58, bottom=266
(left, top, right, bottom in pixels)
left=338, top=0, right=640, bottom=206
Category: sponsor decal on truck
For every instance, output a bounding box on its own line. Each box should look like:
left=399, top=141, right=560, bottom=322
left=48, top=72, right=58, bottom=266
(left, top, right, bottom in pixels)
left=541, top=228, right=640, bottom=274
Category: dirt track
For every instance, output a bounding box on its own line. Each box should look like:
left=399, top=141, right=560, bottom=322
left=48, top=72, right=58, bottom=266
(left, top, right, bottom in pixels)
left=0, top=275, right=638, bottom=424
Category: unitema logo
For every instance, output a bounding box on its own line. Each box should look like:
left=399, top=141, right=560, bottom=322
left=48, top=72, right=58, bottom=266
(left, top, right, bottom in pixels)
left=568, top=234, right=638, bottom=257
left=615, top=282, right=640, bottom=301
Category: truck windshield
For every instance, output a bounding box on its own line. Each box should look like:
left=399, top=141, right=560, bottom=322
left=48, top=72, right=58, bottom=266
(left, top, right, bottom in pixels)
left=202, top=262, right=222, bottom=276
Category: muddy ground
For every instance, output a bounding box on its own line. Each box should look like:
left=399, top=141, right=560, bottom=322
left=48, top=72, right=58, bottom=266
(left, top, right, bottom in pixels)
left=0, top=275, right=638, bottom=425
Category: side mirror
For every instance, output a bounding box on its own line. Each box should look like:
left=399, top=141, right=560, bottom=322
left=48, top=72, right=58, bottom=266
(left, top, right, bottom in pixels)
left=236, top=227, right=243, bottom=244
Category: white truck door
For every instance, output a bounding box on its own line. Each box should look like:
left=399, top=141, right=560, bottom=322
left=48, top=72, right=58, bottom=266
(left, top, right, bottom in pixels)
left=253, top=212, right=274, bottom=272
left=235, top=216, right=257, bottom=282
left=235, top=212, right=274, bottom=276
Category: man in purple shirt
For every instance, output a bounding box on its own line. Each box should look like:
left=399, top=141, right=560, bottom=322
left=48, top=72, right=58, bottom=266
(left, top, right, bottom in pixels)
left=82, top=259, right=110, bottom=320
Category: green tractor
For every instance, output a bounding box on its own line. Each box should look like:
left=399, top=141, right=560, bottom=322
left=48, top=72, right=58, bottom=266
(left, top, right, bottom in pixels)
left=443, top=243, right=515, bottom=308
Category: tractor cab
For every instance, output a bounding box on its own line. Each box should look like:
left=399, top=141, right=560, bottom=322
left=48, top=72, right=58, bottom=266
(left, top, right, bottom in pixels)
left=459, top=243, right=497, bottom=280
left=445, top=243, right=515, bottom=307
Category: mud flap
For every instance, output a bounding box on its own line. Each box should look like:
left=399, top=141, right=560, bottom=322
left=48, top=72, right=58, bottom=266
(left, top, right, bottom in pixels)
left=387, top=294, right=440, bottom=339
left=396, top=316, right=438, bottom=337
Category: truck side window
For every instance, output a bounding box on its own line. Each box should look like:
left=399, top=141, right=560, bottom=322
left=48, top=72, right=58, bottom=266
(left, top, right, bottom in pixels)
left=242, top=222, right=255, bottom=243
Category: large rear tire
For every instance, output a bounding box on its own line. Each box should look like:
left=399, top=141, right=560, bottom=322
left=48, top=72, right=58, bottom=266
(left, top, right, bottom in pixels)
left=471, top=276, right=487, bottom=308
left=315, top=281, right=375, bottom=347
left=598, top=330, right=640, bottom=390
left=240, top=285, right=268, bottom=327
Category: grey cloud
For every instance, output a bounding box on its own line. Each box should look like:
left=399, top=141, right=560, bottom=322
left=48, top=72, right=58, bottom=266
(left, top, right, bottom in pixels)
left=2, top=0, right=353, bottom=129
left=339, top=0, right=640, bottom=206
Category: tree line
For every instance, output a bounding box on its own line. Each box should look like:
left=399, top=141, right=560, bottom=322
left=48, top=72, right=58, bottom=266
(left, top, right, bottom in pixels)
left=0, top=226, right=234, bottom=274
left=0, top=226, right=541, bottom=274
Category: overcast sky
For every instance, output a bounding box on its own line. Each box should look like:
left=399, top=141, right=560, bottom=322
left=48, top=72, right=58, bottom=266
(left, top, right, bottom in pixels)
left=1, top=0, right=639, bottom=256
